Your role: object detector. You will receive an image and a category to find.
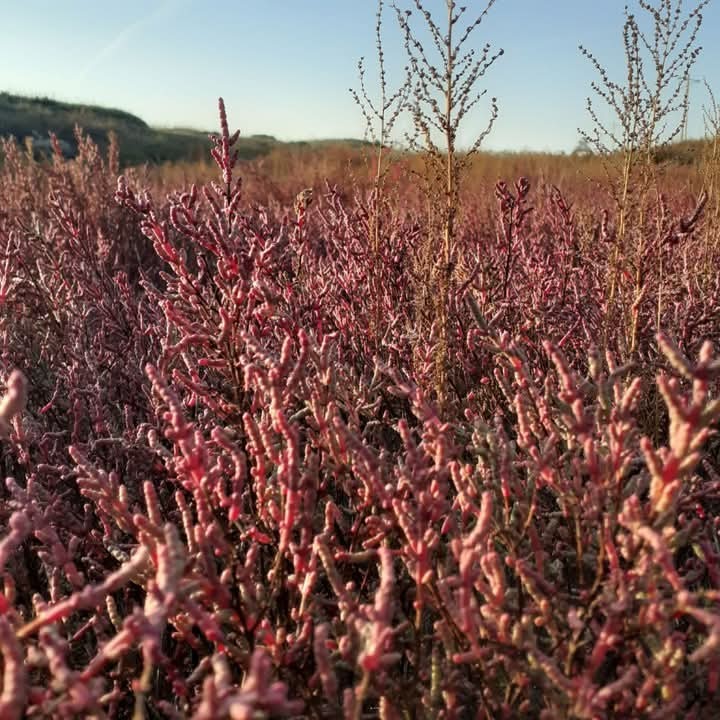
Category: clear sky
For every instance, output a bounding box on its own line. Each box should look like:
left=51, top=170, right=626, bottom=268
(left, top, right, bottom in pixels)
left=1, top=0, right=718, bottom=152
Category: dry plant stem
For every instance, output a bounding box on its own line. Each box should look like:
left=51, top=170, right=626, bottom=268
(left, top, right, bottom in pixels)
left=580, top=0, right=708, bottom=354
left=702, top=80, right=720, bottom=269
left=436, top=0, right=456, bottom=413
left=351, top=0, right=409, bottom=351
left=351, top=670, right=370, bottom=720
left=395, top=0, right=502, bottom=409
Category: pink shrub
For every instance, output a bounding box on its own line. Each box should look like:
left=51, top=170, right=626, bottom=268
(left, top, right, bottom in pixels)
left=0, top=96, right=717, bottom=719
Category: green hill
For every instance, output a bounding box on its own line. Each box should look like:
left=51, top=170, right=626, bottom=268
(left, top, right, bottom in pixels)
left=5, top=92, right=709, bottom=170
left=0, top=92, right=299, bottom=167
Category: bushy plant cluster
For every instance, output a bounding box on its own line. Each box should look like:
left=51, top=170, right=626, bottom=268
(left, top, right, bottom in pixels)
left=0, top=4, right=720, bottom=719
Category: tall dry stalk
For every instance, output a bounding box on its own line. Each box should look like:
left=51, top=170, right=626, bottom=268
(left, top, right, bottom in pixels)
left=351, top=0, right=410, bottom=256
left=351, top=0, right=410, bottom=350
left=701, top=80, right=720, bottom=262
left=579, top=0, right=708, bottom=356
left=395, top=0, right=502, bottom=409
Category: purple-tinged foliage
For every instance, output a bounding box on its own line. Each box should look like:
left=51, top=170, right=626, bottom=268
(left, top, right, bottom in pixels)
left=0, top=94, right=718, bottom=719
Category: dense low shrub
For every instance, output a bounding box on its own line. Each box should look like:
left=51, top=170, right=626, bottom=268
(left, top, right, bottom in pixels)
left=0, top=54, right=719, bottom=720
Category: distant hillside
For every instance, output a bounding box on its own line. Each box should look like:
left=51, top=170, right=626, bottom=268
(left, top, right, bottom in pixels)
left=0, top=92, right=367, bottom=167
left=651, top=138, right=712, bottom=166
left=3, top=92, right=710, bottom=171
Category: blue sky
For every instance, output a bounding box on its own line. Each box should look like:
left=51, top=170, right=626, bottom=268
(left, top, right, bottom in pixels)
left=1, top=0, right=718, bottom=152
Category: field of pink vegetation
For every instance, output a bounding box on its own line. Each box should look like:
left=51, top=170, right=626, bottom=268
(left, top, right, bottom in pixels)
left=0, top=85, right=719, bottom=719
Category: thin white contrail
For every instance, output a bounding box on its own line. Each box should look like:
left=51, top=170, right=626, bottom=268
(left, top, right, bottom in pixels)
left=76, top=0, right=185, bottom=83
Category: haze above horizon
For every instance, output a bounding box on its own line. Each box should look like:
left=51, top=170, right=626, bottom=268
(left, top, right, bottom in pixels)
left=2, top=0, right=718, bottom=153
